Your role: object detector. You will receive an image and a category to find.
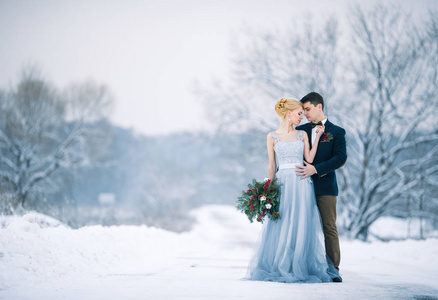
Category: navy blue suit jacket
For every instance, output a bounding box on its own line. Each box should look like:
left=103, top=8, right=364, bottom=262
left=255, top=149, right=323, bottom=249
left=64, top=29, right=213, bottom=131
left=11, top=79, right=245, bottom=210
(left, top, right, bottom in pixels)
left=296, top=120, right=347, bottom=196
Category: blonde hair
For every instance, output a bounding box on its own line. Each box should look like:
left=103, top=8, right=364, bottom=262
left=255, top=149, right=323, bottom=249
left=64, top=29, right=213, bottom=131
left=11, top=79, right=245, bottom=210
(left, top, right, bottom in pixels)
left=274, top=97, right=302, bottom=119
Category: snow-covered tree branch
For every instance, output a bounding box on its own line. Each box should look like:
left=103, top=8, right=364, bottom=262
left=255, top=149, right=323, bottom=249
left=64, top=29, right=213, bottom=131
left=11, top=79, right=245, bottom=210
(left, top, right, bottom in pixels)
left=0, top=68, right=113, bottom=212
left=338, top=5, right=438, bottom=240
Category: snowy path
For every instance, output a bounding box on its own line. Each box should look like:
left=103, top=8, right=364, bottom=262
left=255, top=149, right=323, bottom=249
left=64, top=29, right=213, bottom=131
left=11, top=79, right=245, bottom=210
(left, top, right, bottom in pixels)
left=1, top=205, right=437, bottom=300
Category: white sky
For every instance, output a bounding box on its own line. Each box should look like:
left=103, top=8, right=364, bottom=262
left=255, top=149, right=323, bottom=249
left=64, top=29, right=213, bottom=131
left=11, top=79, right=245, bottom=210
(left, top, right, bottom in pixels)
left=0, top=0, right=435, bottom=135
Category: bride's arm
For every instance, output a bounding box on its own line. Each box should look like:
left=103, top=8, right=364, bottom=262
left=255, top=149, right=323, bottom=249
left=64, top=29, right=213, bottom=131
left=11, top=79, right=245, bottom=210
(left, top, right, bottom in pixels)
left=303, top=126, right=324, bottom=163
left=267, top=133, right=276, bottom=180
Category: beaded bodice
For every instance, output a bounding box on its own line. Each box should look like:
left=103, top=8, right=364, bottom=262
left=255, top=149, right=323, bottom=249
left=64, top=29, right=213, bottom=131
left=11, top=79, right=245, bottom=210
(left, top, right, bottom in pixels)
left=271, top=131, right=304, bottom=166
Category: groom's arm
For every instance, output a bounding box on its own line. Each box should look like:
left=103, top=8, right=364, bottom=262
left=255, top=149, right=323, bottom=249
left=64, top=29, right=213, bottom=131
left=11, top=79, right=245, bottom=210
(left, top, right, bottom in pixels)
left=313, top=128, right=347, bottom=178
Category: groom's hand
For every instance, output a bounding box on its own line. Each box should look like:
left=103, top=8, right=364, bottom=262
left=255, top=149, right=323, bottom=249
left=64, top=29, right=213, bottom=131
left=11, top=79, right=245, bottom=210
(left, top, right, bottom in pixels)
left=295, top=161, right=316, bottom=179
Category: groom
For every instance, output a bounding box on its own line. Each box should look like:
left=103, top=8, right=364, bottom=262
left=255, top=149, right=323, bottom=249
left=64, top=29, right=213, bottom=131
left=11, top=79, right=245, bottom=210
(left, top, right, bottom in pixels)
left=296, top=92, right=347, bottom=282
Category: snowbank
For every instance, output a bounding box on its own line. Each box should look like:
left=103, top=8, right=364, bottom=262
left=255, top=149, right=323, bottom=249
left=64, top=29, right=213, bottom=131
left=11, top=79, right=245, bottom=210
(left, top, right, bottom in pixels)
left=0, top=206, right=437, bottom=300
left=369, top=216, right=438, bottom=240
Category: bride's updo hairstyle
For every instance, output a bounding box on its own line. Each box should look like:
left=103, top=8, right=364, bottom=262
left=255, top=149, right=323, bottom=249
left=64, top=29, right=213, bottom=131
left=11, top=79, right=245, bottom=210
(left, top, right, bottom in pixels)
left=275, top=97, right=302, bottom=120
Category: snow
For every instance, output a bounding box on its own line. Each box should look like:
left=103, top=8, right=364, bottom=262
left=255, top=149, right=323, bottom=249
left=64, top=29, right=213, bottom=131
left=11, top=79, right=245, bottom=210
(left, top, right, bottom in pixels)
left=369, top=216, right=438, bottom=240
left=0, top=205, right=437, bottom=300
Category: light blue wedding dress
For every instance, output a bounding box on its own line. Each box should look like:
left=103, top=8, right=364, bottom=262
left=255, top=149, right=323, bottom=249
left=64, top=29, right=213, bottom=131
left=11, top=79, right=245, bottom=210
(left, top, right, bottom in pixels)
left=246, top=131, right=339, bottom=283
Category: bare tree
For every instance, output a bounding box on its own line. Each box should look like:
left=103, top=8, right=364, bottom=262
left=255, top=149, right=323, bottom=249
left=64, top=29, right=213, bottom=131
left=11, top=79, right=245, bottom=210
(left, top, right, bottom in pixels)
left=0, top=68, right=113, bottom=212
left=337, top=5, right=438, bottom=240
left=233, top=16, right=339, bottom=103
left=198, top=16, right=340, bottom=135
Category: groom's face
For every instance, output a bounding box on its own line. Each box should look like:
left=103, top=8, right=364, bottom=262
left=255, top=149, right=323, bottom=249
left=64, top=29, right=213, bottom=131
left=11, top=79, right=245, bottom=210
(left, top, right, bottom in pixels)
left=302, top=102, right=321, bottom=122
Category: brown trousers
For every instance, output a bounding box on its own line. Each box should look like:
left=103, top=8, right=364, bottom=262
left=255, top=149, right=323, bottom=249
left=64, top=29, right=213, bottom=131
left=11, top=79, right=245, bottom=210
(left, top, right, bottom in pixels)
left=315, top=195, right=341, bottom=270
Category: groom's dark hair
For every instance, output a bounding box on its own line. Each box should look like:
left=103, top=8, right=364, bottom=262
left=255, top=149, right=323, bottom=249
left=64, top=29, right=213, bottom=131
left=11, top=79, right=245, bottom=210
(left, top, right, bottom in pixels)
left=300, top=92, right=324, bottom=110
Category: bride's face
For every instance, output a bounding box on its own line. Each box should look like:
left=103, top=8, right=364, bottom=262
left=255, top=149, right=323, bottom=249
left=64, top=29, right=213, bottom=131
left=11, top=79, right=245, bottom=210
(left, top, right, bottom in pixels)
left=288, top=107, right=304, bottom=126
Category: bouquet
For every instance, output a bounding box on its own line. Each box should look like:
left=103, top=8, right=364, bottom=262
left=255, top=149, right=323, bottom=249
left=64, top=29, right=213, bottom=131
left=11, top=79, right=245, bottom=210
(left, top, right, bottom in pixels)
left=236, top=177, right=281, bottom=223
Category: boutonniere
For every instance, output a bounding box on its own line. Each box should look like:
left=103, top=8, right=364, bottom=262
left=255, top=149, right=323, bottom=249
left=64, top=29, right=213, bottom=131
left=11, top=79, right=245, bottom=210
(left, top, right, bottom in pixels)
left=322, top=132, right=333, bottom=142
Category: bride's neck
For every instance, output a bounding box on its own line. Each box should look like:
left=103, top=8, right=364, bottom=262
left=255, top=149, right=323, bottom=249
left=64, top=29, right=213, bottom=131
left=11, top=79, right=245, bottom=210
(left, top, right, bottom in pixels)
left=277, top=121, right=295, bottom=133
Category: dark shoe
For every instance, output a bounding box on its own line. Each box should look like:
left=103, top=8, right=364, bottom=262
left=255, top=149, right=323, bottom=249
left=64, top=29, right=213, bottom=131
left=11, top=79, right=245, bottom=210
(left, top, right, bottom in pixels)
left=332, top=276, right=342, bottom=283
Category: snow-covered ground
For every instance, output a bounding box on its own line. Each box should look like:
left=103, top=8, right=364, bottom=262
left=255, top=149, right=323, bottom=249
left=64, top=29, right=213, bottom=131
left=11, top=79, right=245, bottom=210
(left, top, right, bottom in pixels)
left=369, top=216, right=437, bottom=240
left=0, top=205, right=437, bottom=300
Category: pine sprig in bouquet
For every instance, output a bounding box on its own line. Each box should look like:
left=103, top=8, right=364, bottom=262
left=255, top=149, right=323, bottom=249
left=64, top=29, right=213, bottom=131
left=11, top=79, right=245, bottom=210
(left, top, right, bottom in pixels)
left=236, top=178, right=281, bottom=223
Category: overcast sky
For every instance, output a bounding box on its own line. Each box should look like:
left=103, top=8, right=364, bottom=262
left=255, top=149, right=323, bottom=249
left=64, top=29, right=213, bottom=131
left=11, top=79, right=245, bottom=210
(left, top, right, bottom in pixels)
left=0, top=0, right=435, bottom=135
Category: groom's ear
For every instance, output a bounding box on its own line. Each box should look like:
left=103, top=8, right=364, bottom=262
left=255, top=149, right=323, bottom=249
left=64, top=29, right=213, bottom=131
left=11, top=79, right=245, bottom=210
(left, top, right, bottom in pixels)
left=317, top=103, right=323, bottom=111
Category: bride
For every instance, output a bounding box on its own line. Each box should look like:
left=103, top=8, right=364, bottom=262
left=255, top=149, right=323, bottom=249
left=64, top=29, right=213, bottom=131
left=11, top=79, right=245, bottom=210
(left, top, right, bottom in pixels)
left=246, top=97, right=339, bottom=283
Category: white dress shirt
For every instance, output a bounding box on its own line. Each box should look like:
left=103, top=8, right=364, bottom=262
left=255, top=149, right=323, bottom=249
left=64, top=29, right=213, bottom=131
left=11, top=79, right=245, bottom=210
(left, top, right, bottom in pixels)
left=311, top=118, right=327, bottom=145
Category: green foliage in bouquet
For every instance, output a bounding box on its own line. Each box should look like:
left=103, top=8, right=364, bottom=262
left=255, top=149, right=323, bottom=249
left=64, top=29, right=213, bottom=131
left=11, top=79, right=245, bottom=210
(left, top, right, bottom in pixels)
left=236, top=178, right=281, bottom=223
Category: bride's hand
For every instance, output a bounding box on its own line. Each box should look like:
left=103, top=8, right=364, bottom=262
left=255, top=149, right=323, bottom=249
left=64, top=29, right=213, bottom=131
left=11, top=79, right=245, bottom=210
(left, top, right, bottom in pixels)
left=315, top=124, right=325, bottom=138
